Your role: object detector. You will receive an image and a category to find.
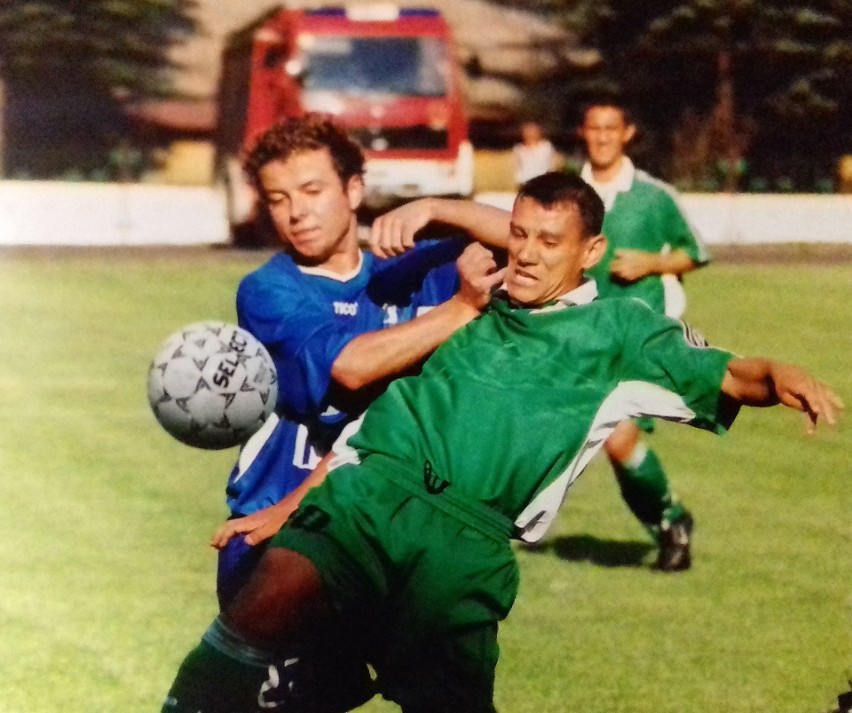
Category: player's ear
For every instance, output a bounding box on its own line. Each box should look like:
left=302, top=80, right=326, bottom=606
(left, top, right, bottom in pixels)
left=346, top=174, right=364, bottom=211
left=623, top=122, right=637, bottom=145
left=581, top=233, right=607, bottom=270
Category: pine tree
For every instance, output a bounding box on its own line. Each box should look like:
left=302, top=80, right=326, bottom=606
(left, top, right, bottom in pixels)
left=0, top=1, right=198, bottom=178
left=487, top=0, right=852, bottom=190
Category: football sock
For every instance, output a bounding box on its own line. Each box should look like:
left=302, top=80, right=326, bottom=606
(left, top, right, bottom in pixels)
left=160, top=617, right=282, bottom=713
left=611, top=443, right=687, bottom=539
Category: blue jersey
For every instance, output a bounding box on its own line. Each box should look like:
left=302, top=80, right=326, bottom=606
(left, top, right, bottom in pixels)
left=225, top=238, right=464, bottom=516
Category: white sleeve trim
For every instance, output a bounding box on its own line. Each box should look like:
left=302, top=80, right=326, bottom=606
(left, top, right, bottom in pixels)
left=326, top=414, right=366, bottom=472
left=514, top=381, right=697, bottom=542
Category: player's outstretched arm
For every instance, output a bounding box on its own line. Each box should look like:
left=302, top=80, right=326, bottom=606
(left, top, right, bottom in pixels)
left=721, top=357, right=844, bottom=432
left=331, top=243, right=505, bottom=390
left=210, top=453, right=334, bottom=549
left=369, top=197, right=511, bottom=258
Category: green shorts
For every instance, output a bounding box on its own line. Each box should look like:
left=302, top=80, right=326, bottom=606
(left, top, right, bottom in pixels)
left=270, top=455, right=520, bottom=712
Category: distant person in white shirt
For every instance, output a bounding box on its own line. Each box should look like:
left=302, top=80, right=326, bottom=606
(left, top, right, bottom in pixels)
left=513, top=121, right=559, bottom=187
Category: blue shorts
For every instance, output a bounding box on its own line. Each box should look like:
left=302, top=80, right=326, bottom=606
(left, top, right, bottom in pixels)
left=216, top=531, right=268, bottom=610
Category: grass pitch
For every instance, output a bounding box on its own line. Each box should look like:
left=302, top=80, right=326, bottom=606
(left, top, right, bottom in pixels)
left=0, top=246, right=848, bottom=713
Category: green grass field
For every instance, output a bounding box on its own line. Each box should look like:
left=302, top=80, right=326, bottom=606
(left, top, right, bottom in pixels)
left=0, top=246, right=848, bottom=713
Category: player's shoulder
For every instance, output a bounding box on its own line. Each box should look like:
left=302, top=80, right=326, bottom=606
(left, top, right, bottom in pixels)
left=578, top=294, right=652, bottom=331
left=237, top=252, right=304, bottom=299
left=593, top=295, right=668, bottom=331
left=589, top=293, right=652, bottom=314
left=243, top=251, right=297, bottom=280
left=609, top=297, right=712, bottom=348
left=632, top=169, right=682, bottom=203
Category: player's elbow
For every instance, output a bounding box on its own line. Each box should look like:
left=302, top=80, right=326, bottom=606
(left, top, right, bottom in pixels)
left=330, top=360, right=370, bottom=391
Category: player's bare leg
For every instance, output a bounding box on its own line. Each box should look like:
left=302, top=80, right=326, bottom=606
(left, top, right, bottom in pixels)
left=162, top=548, right=373, bottom=712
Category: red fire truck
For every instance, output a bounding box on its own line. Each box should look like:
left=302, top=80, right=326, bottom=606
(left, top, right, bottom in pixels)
left=216, top=4, right=474, bottom=239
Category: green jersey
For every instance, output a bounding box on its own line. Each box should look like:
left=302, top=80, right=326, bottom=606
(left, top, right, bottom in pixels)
left=340, top=281, right=736, bottom=543
left=582, top=159, right=709, bottom=316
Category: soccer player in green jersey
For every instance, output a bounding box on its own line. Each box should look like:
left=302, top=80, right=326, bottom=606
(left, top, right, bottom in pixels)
left=579, top=97, right=711, bottom=570
left=160, top=172, right=842, bottom=713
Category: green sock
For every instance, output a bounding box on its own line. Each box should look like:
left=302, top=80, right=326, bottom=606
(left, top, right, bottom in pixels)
left=612, top=444, right=686, bottom=538
left=161, top=618, right=281, bottom=713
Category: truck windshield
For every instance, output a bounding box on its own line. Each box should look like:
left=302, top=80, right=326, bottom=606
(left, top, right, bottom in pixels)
left=300, top=36, right=449, bottom=97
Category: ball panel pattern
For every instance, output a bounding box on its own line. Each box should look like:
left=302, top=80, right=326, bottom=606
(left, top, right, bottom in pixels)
left=147, top=321, right=278, bottom=450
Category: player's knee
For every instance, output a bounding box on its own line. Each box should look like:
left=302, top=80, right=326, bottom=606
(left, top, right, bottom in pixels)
left=216, top=536, right=267, bottom=611
left=606, top=422, right=641, bottom=464
left=224, top=547, right=327, bottom=650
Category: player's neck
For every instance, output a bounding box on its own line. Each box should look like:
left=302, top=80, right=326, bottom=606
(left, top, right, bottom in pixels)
left=318, top=223, right=362, bottom=275
left=590, top=155, right=627, bottom=185
left=287, top=222, right=362, bottom=276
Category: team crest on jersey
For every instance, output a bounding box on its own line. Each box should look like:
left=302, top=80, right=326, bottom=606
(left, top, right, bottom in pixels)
left=333, top=301, right=358, bottom=317
left=680, top=320, right=709, bottom=348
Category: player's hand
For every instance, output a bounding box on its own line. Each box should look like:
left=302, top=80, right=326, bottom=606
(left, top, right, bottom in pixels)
left=770, top=363, right=844, bottom=434
left=454, top=243, right=506, bottom=311
left=610, top=249, right=657, bottom=282
left=369, top=199, right=435, bottom=258
left=210, top=500, right=296, bottom=549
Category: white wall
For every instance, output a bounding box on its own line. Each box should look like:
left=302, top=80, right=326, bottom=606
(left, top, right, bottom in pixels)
left=0, top=182, right=850, bottom=246
left=475, top=191, right=852, bottom=245
left=678, top=194, right=852, bottom=245
left=0, top=181, right=229, bottom=246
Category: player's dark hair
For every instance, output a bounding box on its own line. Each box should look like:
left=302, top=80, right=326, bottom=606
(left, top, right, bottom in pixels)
left=579, top=90, right=634, bottom=126
left=517, top=171, right=605, bottom=238
left=243, top=113, right=365, bottom=190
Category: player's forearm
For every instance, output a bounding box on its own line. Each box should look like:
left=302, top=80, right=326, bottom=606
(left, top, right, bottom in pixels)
left=423, top=198, right=510, bottom=249
left=279, top=453, right=332, bottom=512
left=721, top=357, right=779, bottom=406
left=722, top=357, right=843, bottom=429
left=257, top=454, right=334, bottom=530
left=611, top=248, right=697, bottom=282
left=330, top=296, right=479, bottom=390
left=653, top=249, right=697, bottom=276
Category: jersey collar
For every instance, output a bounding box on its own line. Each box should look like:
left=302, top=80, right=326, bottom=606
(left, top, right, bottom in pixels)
left=296, top=250, right=365, bottom=282
left=581, top=157, right=635, bottom=211
left=493, top=278, right=598, bottom=313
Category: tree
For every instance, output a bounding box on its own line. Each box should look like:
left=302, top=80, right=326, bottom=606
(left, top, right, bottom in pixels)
left=0, top=0, right=199, bottom=178
left=486, top=0, right=852, bottom=191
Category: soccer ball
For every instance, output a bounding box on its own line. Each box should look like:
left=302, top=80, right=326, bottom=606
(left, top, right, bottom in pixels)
left=147, top=321, right=278, bottom=450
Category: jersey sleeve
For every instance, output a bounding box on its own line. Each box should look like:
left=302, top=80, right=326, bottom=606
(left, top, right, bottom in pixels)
left=236, top=268, right=349, bottom=418
left=660, top=191, right=710, bottom=266
left=621, top=302, right=738, bottom=433
left=368, top=237, right=463, bottom=311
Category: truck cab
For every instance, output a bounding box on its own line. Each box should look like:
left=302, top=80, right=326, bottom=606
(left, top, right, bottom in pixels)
left=216, top=4, right=473, bottom=242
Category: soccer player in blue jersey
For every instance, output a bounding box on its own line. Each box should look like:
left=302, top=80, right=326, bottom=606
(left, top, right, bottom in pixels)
left=160, top=172, right=842, bottom=713
left=200, top=115, right=508, bottom=710
left=211, top=115, right=510, bottom=611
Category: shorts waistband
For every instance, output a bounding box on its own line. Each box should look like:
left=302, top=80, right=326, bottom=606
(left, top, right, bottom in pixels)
left=369, top=458, right=515, bottom=543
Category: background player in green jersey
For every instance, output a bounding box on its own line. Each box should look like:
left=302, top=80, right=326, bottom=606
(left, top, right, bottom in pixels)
left=579, top=96, right=711, bottom=570
left=160, top=172, right=842, bottom=713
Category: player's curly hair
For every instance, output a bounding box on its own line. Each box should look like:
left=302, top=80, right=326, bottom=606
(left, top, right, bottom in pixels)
left=517, top=171, right=605, bottom=238
left=243, top=113, right=365, bottom=189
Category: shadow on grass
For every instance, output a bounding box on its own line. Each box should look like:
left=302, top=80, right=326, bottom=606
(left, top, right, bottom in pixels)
left=520, top=534, right=655, bottom=568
